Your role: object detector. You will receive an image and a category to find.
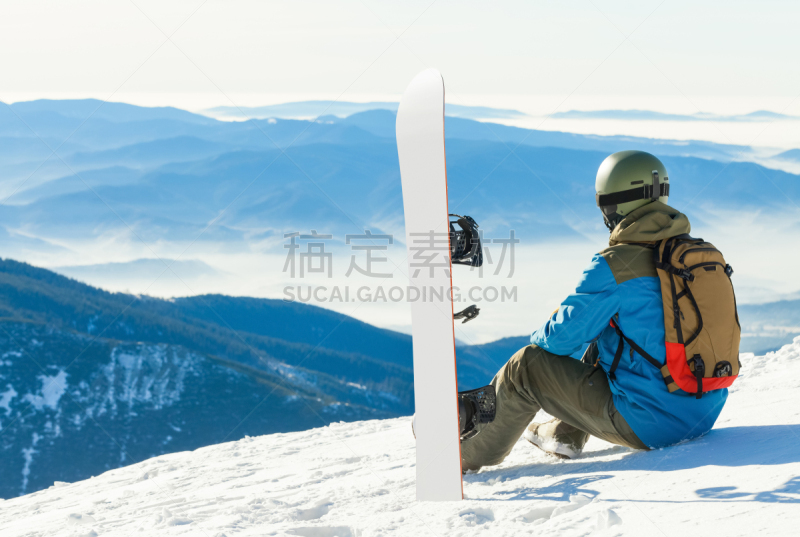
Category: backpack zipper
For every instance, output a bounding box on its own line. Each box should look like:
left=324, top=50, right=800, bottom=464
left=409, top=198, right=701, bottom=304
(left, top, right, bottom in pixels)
left=678, top=246, right=720, bottom=264
left=685, top=261, right=726, bottom=272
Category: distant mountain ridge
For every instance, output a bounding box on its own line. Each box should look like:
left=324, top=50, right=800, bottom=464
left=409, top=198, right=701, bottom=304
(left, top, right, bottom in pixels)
left=3, top=99, right=216, bottom=125
left=5, top=102, right=797, bottom=263
left=204, top=100, right=528, bottom=121
left=56, top=258, right=219, bottom=281
left=7, top=99, right=797, bottom=260
left=775, top=148, right=800, bottom=162
left=551, top=109, right=797, bottom=122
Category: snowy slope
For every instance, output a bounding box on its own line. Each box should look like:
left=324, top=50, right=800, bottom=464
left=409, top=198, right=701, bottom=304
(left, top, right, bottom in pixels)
left=2, top=339, right=800, bottom=537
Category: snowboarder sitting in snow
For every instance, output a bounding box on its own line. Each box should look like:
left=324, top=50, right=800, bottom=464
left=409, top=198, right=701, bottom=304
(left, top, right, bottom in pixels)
left=459, top=150, right=739, bottom=471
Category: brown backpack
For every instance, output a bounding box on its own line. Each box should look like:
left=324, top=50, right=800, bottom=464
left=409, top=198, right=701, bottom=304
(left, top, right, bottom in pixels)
left=609, top=235, right=741, bottom=398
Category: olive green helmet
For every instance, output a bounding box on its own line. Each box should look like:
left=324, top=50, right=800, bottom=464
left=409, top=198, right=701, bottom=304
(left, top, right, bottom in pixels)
left=595, top=150, right=669, bottom=230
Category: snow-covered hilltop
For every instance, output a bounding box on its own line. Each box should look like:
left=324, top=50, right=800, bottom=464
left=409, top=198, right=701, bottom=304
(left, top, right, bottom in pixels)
left=2, top=338, right=800, bottom=537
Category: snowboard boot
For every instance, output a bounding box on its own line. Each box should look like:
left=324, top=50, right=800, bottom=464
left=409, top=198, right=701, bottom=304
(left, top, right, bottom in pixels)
left=412, top=385, right=496, bottom=442
left=523, top=419, right=589, bottom=459
left=458, top=385, right=496, bottom=441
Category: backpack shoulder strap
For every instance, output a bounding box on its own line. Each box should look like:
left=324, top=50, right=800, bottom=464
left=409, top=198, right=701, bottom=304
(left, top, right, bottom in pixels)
left=607, top=317, right=663, bottom=380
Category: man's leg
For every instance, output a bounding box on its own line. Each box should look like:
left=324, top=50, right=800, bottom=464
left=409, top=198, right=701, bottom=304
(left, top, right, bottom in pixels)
left=524, top=341, right=598, bottom=457
left=460, top=345, right=647, bottom=472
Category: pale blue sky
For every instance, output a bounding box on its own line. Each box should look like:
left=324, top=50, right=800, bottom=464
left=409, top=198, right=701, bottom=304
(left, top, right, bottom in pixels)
left=2, top=0, right=799, bottom=116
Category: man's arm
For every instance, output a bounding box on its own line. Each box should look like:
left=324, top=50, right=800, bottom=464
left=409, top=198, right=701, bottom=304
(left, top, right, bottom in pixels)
left=531, top=254, right=620, bottom=357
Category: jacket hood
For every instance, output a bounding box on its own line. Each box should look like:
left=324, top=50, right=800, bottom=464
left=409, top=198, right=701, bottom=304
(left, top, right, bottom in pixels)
left=609, top=201, right=690, bottom=245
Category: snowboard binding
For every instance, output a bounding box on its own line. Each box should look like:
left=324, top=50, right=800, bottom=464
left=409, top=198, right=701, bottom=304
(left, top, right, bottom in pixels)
left=454, top=304, right=480, bottom=324
left=459, top=385, right=496, bottom=441
left=449, top=214, right=483, bottom=267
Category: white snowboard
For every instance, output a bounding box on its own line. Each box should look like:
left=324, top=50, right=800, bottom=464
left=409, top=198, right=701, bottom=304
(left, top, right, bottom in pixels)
left=396, top=68, right=463, bottom=501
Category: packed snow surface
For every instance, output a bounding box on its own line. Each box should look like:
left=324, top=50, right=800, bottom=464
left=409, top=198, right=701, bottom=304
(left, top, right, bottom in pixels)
left=3, top=338, right=800, bottom=536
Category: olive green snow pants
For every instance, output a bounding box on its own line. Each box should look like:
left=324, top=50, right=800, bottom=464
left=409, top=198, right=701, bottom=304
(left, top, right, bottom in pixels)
left=460, top=345, right=648, bottom=472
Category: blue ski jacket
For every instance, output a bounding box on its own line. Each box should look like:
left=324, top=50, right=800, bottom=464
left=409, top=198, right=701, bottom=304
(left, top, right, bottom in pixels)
left=531, top=202, right=728, bottom=448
